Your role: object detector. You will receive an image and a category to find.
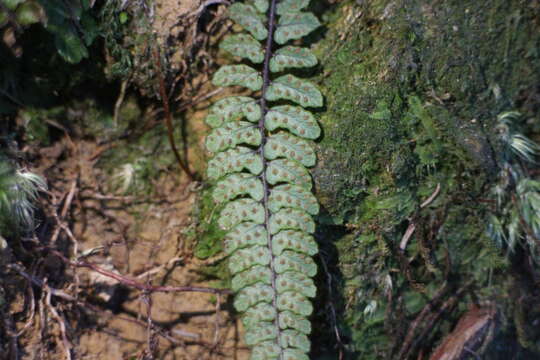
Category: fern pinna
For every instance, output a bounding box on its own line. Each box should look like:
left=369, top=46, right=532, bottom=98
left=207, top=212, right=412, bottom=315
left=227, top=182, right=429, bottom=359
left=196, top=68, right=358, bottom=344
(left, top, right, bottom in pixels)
left=204, top=0, right=322, bottom=359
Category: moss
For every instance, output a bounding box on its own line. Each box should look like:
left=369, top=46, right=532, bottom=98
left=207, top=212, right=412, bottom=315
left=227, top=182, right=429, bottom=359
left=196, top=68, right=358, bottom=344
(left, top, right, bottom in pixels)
left=312, top=0, right=540, bottom=358
left=191, top=185, right=232, bottom=286
left=193, top=186, right=226, bottom=259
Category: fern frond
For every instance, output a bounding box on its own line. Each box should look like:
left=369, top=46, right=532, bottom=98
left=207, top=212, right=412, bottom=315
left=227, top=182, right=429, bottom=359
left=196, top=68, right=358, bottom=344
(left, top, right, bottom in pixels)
left=204, top=1, right=322, bottom=358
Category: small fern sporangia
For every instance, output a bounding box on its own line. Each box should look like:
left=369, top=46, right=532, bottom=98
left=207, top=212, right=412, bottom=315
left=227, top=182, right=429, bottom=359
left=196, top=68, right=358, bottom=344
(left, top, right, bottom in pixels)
left=204, top=0, right=322, bottom=358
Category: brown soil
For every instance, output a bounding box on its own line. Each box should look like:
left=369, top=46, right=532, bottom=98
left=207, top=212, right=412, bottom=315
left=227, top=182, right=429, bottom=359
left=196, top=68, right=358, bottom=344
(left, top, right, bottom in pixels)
left=10, top=118, right=244, bottom=358
left=9, top=126, right=250, bottom=359
left=153, top=0, right=197, bottom=39
left=6, top=101, right=248, bottom=360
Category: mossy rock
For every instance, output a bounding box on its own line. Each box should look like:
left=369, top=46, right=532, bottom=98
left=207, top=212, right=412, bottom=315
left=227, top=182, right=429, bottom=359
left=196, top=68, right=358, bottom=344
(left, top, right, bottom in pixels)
left=311, top=0, right=540, bottom=358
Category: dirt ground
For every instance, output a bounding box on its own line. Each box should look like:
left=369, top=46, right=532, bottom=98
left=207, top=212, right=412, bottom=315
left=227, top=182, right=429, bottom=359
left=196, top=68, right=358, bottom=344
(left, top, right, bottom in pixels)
left=3, top=114, right=247, bottom=360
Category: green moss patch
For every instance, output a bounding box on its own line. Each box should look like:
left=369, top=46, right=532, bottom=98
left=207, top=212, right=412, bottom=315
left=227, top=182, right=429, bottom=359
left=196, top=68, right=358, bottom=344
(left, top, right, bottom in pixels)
left=311, top=0, right=540, bottom=358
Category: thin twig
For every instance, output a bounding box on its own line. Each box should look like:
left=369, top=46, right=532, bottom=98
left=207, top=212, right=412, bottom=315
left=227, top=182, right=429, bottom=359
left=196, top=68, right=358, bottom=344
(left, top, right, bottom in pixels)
left=399, top=223, right=417, bottom=252
left=399, top=183, right=441, bottom=251
left=113, top=78, right=130, bottom=127
left=212, top=293, right=222, bottom=347
left=16, top=280, right=36, bottom=337
left=143, top=291, right=157, bottom=359
left=116, top=313, right=200, bottom=341
left=177, top=87, right=224, bottom=112
left=80, top=192, right=135, bottom=202
left=2, top=309, right=19, bottom=360
left=48, top=248, right=231, bottom=295
left=45, top=289, right=73, bottom=360
left=38, top=289, right=46, bottom=360
left=153, top=46, right=195, bottom=181
left=135, top=257, right=184, bottom=279
left=61, top=180, right=77, bottom=218
left=420, top=183, right=441, bottom=209
left=76, top=258, right=231, bottom=294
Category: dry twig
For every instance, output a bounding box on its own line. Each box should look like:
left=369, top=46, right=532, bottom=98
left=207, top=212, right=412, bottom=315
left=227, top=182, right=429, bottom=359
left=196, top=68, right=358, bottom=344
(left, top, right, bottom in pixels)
left=153, top=46, right=195, bottom=181
left=45, top=288, right=73, bottom=360
left=399, top=183, right=441, bottom=251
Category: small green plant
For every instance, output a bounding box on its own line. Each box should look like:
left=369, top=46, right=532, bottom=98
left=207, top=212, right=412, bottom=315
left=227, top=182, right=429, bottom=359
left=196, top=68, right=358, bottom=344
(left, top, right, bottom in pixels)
left=487, top=111, right=540, bottom=262
left=0, top=156, right=46, bottom=235
left=204, top=0, right=323, bottom=358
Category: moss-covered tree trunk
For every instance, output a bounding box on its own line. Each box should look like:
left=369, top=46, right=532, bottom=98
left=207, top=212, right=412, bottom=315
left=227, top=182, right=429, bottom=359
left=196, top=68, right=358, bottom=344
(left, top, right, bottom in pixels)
left=310, top=0, right=540, bottom=359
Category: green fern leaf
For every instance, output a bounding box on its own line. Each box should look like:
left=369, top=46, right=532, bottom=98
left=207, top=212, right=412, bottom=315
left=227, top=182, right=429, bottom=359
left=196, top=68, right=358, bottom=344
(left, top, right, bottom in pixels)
left=274, top=250, right=317, bottom=276
left=234, top=283, right=275, bottom=312
left=266, top=159, right=312, bottom=189
left=265, top=75, right=323, bottom=108
left=276, top=291, right=313, bottom=316
left=228, top=3, right=268, bottom=40
left=276, top=271, right=316, bottom=298
left=276, top=0, right=309, bottom=15
left=281, top=330, right=311, bottom=352
left=213, top=174, right=264, bottom=203
left=213, top=65, right=263, bottom=91
left=274, top=12, right=320, bottom=45
left=224, top=222, right=268, bottom=254
left=243, top=303, right=277, bottom=329
left=218, top=198, right=265, bottom=230
left=220, top=34, right=265, bottom=63
left=264, top=132, right=316, bottom=166
left=272, top=230, right=318, bottom=256
left=279, top=311, right=312, bottom=334
left=269, top=208, right=315, bottom=234
left=206, top=121, right=261, bottom=153
left=245, top=323, right=278, bottom=346
left=207, top=146, right=263, bottom=180
left=268, top=184, right=319, bottom=214
left=229, top=246, right=271, bottom=274
left=251, top=342, right=282, bottom=359
left=205, top=96, right=261, bottom=128
left=232, top=266, right=272, bottom=291
left=284, top=349, right=310, bottom=360
left=270, top=46, right=317, bottom=72
left=252, top=0, right=269, bottom=13
left=265, top=105, right=321, bottom=139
